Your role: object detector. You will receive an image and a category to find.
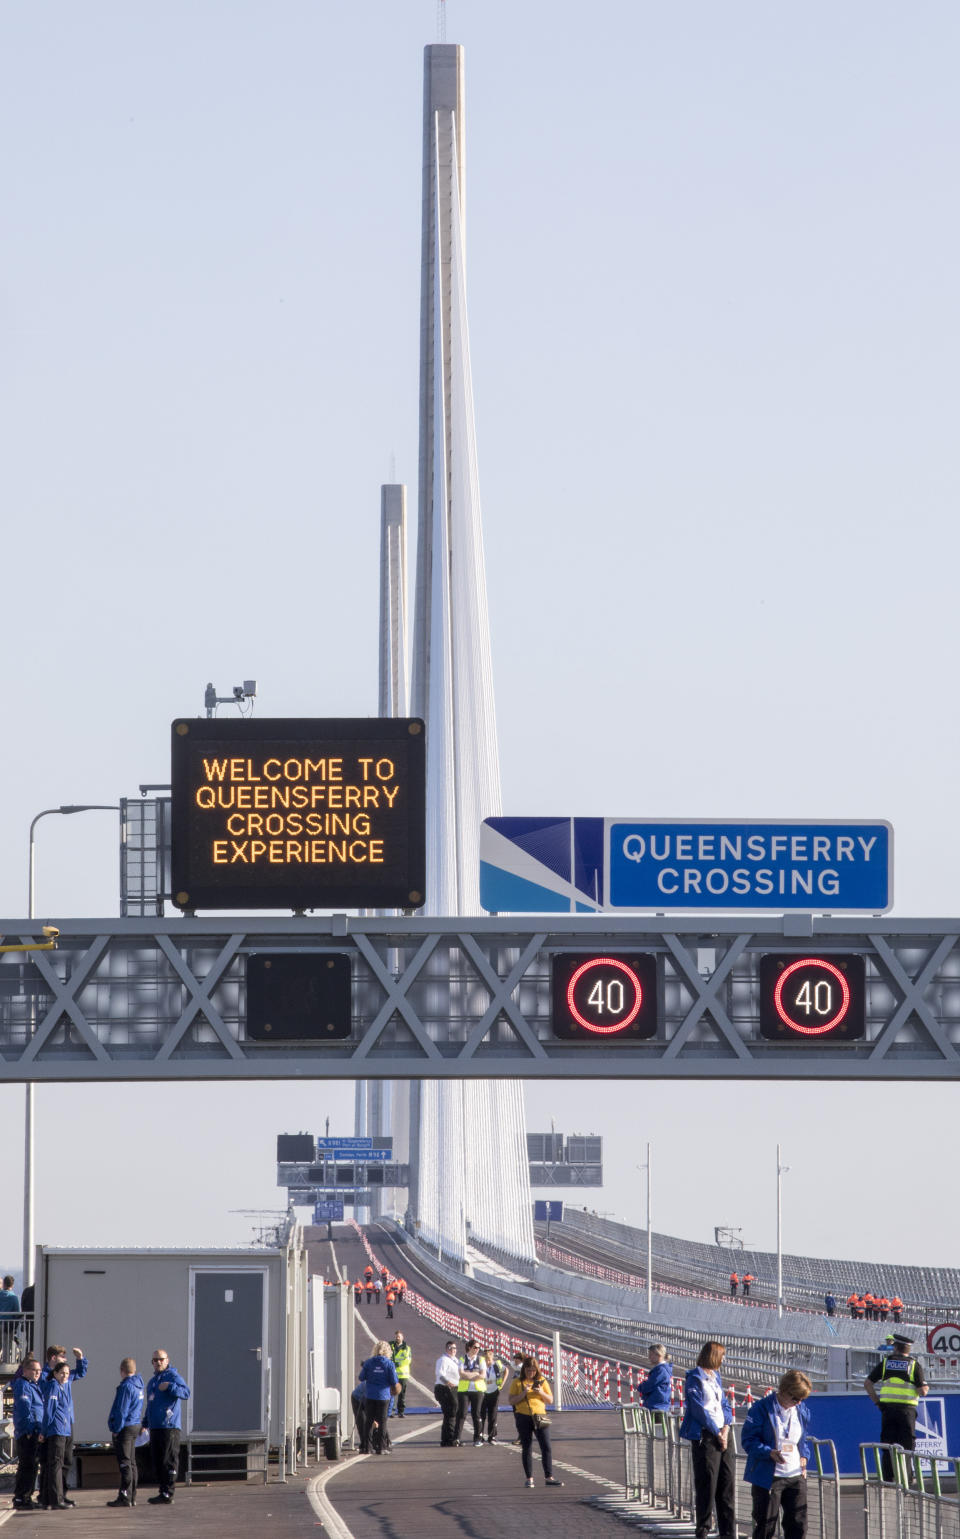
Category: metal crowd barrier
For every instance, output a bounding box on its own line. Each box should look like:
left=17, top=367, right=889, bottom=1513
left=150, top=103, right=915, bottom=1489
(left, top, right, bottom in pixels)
left=623, top=1415, right=960, bottom=1538
left=861, top=1442, right=960, bottom=1539
left=807, top=1437, right=842, bottom=1539
left=621, top=1405, right=673, bottom=1506
left=0, top=1314, right=33, bottom=1368
left=621, top=1413, right=842, bottom=1537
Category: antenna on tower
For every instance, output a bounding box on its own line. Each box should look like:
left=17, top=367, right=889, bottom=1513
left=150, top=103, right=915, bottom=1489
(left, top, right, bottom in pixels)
left=437, top=0, right=446, bottom=42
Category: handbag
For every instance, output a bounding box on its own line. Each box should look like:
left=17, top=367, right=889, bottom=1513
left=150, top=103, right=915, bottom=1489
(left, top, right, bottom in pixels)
left=531, top=1412, right=551, bottom=1429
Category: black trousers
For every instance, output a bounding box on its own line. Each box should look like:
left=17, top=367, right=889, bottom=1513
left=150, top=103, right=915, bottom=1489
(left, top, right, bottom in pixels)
left=480, top=1389, right=499, bottom=1440
left=879, top=1405, right=916, bottom=1480
left=364, top=1398, right=391, bottom=1452
left=752, top=1475, right=807, bottom=1539
left=435, top=1382, right=459, bottom=1445
left=150, top=1427, right=181, bottom=1495
left=455, top=1390, right=483, bottom=1442
left=114, top=1425, right=139, bottom=1498
left=516, top=1413, right=553, bottom=1478
left=41, top=1434, right=72, bottom=1508
left=14, top=1432, right=40, bottom=1504
left=396, top=1379, right=407, bottom=1416
left=352, top=1396, right=369, bottom=1451
left=691, top=1433, right=736, bottom=1539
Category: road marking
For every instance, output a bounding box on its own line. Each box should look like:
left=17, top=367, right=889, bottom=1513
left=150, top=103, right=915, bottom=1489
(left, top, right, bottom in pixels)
left=307, top=1417, right=443, bottom=1539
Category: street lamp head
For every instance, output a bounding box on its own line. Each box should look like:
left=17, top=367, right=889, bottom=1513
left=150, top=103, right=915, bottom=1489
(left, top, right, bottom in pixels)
left=59, top=804, right=119, bottom=814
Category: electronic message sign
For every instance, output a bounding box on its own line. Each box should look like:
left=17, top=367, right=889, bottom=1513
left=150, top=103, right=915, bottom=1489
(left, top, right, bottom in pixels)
left=551, top=953, right=659, bottom=1040
left=758, top=954, right=866, bottom=1041
left=171, top=717, right=425, bottom=911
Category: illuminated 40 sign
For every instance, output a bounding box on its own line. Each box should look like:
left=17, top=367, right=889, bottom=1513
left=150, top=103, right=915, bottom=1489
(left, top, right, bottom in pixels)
left=171, top=717, right=425, bottom=911
left=759, top=954, right=866, bottom=1041
left=552, top=954, right=658, bottom=1040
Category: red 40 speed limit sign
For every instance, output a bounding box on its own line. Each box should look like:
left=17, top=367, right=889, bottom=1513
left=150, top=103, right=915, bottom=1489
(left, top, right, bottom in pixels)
left=927, top=1323, right=960, bottom=1358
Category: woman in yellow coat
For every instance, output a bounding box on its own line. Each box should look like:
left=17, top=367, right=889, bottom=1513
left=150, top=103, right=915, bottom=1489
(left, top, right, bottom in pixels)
left=507, top=1356, right=564, bottom=1490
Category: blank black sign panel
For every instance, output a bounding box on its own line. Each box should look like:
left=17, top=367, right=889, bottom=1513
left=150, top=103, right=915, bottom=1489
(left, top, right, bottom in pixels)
left=246, top=953, right=352, bottom=1042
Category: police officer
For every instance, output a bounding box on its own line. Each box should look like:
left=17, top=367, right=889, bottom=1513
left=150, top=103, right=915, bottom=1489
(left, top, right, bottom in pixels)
left=391, top=1332, right=411, bottom=1418
left=864, top=1332, right=928, bottom=1480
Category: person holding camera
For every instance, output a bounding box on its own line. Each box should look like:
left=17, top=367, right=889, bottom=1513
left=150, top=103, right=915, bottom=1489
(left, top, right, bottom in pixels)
left=507, top=1356, right=564, bottom=1489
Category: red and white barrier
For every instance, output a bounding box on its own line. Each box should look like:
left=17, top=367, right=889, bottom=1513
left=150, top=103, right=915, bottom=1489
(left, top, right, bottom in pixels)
left=347, top=1219, right=766, bottom=1412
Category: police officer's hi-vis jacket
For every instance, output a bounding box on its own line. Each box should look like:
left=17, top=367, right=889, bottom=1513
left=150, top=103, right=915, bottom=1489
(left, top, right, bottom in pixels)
left=875, top=1356, right=922, bottom=1407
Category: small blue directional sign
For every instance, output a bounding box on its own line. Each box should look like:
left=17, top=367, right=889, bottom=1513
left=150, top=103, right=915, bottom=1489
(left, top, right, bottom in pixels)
left=314, top=1199, right=345, bottom=1222
left=481, top=818, right=892, bottom=914
left=533, top=1200, right=563, bottom=1222
left=317, top=1136, right=373, bottom=1150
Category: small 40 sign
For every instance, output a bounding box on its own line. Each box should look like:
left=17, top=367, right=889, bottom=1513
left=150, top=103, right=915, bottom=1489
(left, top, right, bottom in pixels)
left=927, top=1323, right=960, bottom=1356
left=551, top=953, right=659, bottom=1040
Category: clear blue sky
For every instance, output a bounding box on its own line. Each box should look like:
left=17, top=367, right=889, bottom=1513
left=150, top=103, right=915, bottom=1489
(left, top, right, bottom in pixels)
left=1, top=2, right=958, bottom=1272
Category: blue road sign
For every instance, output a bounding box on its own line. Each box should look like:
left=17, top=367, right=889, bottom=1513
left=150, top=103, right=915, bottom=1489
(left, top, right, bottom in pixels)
left=317, top=1136, right=373, bottom=1150
left=533, top=1200, right=564, bottom=1222
left=480, top=818, right=892, bottom=914
left=316, top=1147, right=392, bottom=1162
left=314, top=1199, right=345, bottom=1222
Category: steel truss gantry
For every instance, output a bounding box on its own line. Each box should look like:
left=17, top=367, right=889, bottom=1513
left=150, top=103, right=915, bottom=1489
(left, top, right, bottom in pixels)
left=2, top=914, right=960, bottom=1081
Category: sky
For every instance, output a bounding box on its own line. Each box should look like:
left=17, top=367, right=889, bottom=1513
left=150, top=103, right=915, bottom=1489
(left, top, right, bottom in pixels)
left=1, top=2, right=959, bottom=1276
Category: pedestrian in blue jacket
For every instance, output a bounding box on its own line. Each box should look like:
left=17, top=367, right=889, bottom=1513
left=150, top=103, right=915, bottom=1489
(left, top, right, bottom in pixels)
left=143, top=1347, right=191, bottom=1505
left=638, top=1344, right=673, bottom=1416
left=741, top=1371, right=813, bottom=1538
left=679, top=1342, right=735, bottom=1539
left=107, top=1357, right=145, bottom=1508
left=39, top=1360, right=79, bottom=1509
left=40, top=1343, right=88, bottom=1389
left=12, top=1358, right=44, bottom=1509
left=359, top=1340, right=399, bottom=1454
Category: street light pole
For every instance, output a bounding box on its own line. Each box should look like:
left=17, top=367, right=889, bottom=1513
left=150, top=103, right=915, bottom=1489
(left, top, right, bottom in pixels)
left=646, top=1141, right=653, bottom=1316
left=776, top=1142, right=790, bottom=1321
left=23, top=804, right=119, bottom=1289
left=637, top=1146, right=653, bottom=1314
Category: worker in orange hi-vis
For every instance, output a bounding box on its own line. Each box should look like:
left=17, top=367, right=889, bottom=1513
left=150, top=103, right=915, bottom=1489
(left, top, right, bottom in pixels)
left=742, top=1273, right=754, bottom=1297
left=730, top=1273, right=739, bottom=1297
left=365, top=1277, right=375, bottom=1305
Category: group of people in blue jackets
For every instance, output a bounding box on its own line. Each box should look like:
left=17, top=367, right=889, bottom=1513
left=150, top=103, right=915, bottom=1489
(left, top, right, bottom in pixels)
left=638, top=1339, right=813, bottom=1539
left=11, top=1347, right=88, bottom=1509
left=11, top=1343, right=190, bottom=1511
